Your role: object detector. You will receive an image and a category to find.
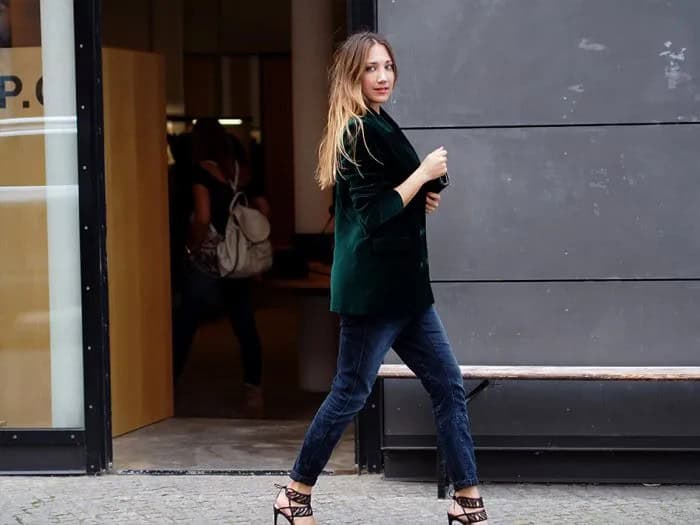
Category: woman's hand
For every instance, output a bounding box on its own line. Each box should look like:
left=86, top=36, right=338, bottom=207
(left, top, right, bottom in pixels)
left=425, top=192, right=441, bottom=214
left=418, top=146, right=448, bottom=182
left=396, top=147, right=447, bottom=208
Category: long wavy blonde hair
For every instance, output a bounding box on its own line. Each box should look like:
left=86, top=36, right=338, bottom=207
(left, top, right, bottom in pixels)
left=315, top=32, right=398, bottom=190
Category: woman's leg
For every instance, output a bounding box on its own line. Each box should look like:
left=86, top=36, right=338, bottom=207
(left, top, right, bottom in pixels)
left=222, top=278, right=264, bottom=417
left=289, top=314, right=408, bottom=486
left=222, top=278, right=263, bottom=386
left=276, top=314, right=408, bottom=523
left=172, top=266, right=223, bottom=380
left=391, top=305, right=479, bottom=490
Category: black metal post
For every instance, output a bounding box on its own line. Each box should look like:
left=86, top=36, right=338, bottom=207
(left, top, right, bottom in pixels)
left=356, top=379, right=384, bottom=473
left=347, top=0, right=377, bottom=34
left=73, top=0, right=112, bottom=474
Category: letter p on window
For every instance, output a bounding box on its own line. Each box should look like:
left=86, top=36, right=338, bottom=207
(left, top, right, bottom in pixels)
left=0, top=75, right=22, bottom=109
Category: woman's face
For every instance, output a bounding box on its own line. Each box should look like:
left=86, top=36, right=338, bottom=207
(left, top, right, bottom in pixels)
left=361, top=43, right=395, bottom=111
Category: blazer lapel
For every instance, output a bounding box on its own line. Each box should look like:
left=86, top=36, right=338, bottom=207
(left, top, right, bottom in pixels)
left=378, top=108, right=421, bottom=176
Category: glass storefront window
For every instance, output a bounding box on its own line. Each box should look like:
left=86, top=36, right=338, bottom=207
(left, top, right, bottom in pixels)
left=0, top=0, right=84, bottom=429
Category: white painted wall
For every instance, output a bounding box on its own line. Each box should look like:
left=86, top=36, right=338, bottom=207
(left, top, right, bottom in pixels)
left=40, top=0, right=84, bottom=428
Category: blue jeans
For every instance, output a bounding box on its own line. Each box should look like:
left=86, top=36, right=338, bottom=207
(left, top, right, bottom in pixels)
left=291, top=305, right=479, bottom=489
left=172, top=265, right=262, bottom=385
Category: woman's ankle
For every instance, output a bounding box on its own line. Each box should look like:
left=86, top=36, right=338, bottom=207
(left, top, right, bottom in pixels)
left=288, top=480, right=313, bottom=495
left=455, top=485, right=481, bottom=498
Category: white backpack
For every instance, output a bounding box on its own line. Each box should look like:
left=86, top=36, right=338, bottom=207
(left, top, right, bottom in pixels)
left=215, top=189, right=273, bottom=278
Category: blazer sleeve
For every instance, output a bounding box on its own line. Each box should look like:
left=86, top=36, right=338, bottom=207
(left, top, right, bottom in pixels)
left=340, top=121, right=404, bottom=234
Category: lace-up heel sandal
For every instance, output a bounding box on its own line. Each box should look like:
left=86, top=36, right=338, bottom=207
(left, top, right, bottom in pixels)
left=447, top=494, right=488, bottom=524
left=273, top=484, right=313, bottom=524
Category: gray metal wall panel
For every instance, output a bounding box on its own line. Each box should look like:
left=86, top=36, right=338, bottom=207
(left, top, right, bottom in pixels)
left=378, top=0, right=700, bottom=127
left=383, top=378, right=700, bottom=436
left=404, top=126, right=700, bottom=281
left=384, top=282, right=700, bottom=436
left=376, top=1, right=700, bottom=455
left=387, top=282, right=700, bottom=366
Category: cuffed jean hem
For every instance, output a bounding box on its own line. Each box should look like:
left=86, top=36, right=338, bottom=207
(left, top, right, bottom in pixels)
left=290, top=470, right=318, bottom=487
left=453, top=477, right=480, bottom=491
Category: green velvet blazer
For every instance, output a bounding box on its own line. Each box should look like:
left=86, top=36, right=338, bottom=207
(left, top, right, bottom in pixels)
left=330, top=107, right=434, bottom=316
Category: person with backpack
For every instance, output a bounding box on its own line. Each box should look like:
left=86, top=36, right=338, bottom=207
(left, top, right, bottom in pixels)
left=173, top=117, right=269, bottom=418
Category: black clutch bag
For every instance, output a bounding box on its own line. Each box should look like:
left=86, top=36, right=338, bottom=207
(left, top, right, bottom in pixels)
left=424, top=172, right=450, bottom=194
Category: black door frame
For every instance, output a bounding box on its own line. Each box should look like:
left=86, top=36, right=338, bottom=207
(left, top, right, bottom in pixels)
left=0, top=0, right=111, bottom=475
left=347, top=0, right=376, bottom=33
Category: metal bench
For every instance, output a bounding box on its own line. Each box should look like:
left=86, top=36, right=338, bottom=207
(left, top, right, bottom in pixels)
left=357, top=364, right=700, bottom=498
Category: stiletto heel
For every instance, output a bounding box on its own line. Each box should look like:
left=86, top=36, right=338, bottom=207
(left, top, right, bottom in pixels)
left=273, top=483, right=313, bottom=524
left=447, top=493, right=488, bottom=524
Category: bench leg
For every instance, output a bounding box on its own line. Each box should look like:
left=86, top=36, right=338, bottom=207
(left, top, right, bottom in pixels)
left=466, top=379, right=490, bottom=404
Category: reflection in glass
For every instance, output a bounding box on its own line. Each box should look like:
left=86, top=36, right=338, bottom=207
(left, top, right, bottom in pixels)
left=0, top=0, right=83, bottom=428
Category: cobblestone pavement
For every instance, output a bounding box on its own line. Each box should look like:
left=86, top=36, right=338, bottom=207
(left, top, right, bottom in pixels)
left=1, top=474, right=699, bottom=524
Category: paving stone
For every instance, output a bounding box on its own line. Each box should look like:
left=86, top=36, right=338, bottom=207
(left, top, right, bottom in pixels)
left=0, top=474, right=698, bottom=524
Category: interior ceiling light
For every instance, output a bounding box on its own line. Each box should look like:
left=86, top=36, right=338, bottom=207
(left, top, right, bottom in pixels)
left=190, top=118, right=243, bottom=126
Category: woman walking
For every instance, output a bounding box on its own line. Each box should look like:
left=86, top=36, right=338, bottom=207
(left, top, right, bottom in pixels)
left=273, top=32, right=488, bottom=524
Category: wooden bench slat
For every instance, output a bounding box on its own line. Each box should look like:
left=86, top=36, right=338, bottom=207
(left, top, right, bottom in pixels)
left=378, top=364, right=700, bottom=381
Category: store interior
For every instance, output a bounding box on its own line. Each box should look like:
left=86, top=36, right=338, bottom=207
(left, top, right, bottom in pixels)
left=0, top=0, right=357, bottom=473
left=100, top=0, right=354, bottom=472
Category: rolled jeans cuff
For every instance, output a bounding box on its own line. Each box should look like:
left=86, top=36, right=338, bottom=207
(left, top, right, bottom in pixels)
left=290, top=469, right=318, bottom=487
left=453, top=477, right=480, bottom=491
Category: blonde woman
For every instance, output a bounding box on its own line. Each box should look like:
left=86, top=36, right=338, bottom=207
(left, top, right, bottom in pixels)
left=273, top=32, right=488, bottom=524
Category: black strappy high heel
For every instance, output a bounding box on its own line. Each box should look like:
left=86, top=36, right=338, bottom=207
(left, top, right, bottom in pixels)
left=273, top=484, right=313, bottom=524
left=447, top=493, right=488, bottom=524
